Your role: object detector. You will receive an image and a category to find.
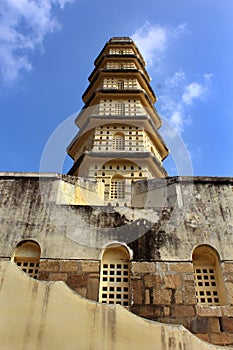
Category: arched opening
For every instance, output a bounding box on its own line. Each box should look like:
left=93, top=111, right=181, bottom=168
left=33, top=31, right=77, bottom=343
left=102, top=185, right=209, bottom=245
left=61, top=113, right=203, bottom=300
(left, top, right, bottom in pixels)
left=192, top=245, right=227, bottom=306
left=110, top=175, right=125, bottom=199
left=12, top=240, right=41, bottom=279
left=112, top=132, right=125, bottom=150
left=117, top=80, right=124, bottom=90
left=99, top=244, right=130, bottom=306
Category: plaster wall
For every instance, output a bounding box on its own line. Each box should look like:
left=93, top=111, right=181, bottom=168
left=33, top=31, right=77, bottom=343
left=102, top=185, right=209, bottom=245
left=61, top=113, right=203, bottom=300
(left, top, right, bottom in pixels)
left=0, top=261, right=230, bottom=350
left=0, top=173, right=233, bottom=261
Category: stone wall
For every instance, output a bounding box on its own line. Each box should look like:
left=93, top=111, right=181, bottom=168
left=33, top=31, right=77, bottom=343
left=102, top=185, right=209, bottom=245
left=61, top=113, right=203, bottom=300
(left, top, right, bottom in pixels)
left=130, top=261, right=233, bottom=346
left=1, top=173, right=233, bottom=261
left=1, top=173, right=233, bottom=346
left=38, top=259, right=100, bottom=301
left=37, top=259, right=233, bottom=346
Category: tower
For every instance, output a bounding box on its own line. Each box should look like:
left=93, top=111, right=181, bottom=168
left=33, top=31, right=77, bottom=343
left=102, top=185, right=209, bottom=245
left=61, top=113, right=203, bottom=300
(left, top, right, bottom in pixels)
left=1, top=37, right=233, bottom=349
left=67, top=37, right=168, bottom=205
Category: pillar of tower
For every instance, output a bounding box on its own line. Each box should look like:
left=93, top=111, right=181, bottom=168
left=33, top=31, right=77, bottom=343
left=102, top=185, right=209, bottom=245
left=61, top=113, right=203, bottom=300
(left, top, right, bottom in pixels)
left=67, top=37, right=169, bottom=206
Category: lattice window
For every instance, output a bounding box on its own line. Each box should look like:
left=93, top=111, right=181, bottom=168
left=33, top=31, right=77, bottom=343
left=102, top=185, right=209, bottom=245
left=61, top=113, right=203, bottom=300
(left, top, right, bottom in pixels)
left=117, top=80, right=124, bottom=90
left=194, top=267, right=220, bottom=305
left=192, top=245, right=227, bottom=306
left=115, top=103, right=125, bottom=115
left=113, top=133, right=125, bottom=150
left=15, top=260, right=40, bottom=279
left=109, top=48, right=134, bottom=55
left=110, top=177, right=125, bottom=199
left=99, top=245, right=130, bottom=306
left=13, top=240, right=41, bottom=279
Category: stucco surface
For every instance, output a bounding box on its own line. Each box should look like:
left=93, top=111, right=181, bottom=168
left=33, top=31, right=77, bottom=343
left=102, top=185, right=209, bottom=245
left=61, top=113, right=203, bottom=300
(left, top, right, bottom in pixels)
left=0, top=173, right=233, bottom=261
left=0, top=261, right=231, bottom=350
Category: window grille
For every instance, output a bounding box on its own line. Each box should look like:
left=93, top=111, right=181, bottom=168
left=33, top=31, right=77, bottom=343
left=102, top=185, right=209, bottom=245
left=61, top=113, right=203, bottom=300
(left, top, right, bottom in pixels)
left=113, top=133, right=125, bottom=150
left=15, top=260, right=40, bottom=279
left=194, top=267, right=220, bottom=305
left=99, top=245, right=130, bottom=306
left=13, top=240, right=41, bottom=279
left=110, top=178, right=125, bottom=199
left=115, top=103, right=125, bottom=115
left=192, top=245, right=227, bottom=306
left=117, top=81, right=124, bottom=90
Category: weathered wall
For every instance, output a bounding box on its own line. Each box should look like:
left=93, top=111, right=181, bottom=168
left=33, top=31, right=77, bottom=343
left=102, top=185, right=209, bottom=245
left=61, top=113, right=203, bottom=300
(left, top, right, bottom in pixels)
left=130, top=260, right=233, bottom=346
left=0, top=261, right=231, bottom=350
left=130, top=176, right=233, bottom=261
left=0, top=173, right=102, bottom=259
left=1, top=173, right=233, bottom=346
left=38, top=259, right=100, bottom=300
left=0, top=173, right=233, bottom=260
left=37, top=259, right=233, bottom=346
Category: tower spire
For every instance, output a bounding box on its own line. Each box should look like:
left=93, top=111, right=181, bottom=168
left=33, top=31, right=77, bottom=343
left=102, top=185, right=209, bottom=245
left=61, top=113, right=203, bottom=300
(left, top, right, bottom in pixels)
left=67, top=37, right=168, bottom=205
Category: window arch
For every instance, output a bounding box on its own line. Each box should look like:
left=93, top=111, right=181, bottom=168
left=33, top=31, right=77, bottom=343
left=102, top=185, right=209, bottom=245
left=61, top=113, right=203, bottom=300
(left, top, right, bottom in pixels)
left=12, top=240, right=41, bottom=279
left=112, top=132, right=125, bottom=150
left=110, top=175, right=125, bottom=199
left=99, top=244, right=130, bottom=306
left=117, top=80, right=124, bottom=90
left=192, top=245, right=227, bottom=306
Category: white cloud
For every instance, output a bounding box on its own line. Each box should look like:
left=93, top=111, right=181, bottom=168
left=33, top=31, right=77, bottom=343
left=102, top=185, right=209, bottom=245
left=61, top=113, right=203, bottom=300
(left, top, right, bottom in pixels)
left=132, top=22, right=167, bottom=67
left=164, top=70, right=185, bottom=88
left=170, top=111, right=184, bottom=130
left=182, top=82, right=206, bottom=105
left=159, top=70, right=211, bottom=134
left=204, top=73, right=212, bottom=82
left=132, top=22, right=212, bottom=135
left=132, top=22, right=186, bottom=67
left=0, top=0, right=74, bottom=84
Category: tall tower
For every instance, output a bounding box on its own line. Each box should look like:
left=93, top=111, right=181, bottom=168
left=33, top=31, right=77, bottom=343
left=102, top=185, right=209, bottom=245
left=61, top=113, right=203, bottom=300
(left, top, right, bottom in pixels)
left=67, top=37, right=168, bottom=205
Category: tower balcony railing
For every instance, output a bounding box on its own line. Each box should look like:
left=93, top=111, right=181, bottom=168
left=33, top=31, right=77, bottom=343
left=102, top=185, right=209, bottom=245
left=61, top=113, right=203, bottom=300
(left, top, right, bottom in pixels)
left=79, top=105, right=149, bottom=115
left=91, top=143, right=162, bottom=163
left=110, top=37, right=133, bottom=43
left=83, top=104, right=150, bottom=118
left=97, top=111, right=146, bottom=117
left=93, top=143, right=145, bottom=152
left=101, top=86, right=141, bottom=91
left=104, top=67, right=137, bottom=71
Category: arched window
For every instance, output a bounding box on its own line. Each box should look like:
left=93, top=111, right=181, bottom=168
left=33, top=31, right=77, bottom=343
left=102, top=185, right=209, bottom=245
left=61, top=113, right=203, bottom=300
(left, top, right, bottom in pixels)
left=117, top=80, right=124, bottom=90
left=112, top=132, right=125, bottom=150
left=192, top=245, right=227, bottom=306
left=99, top=244, right=130, bottom=306
left=110, top=176, right=125, bottom=199
left=12, top=240, right=41, bottom=279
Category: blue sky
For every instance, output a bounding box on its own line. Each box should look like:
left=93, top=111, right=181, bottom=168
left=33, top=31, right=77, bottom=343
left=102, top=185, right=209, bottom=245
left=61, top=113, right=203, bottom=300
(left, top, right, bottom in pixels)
left=0, top=0, right=233, bottom=177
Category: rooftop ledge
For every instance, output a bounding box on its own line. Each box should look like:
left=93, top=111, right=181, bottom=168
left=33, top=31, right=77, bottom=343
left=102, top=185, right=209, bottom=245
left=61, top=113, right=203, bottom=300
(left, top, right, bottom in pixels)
left=0, top=172, right=233, bottom=184
left=109, top=37, right=133, bottom=43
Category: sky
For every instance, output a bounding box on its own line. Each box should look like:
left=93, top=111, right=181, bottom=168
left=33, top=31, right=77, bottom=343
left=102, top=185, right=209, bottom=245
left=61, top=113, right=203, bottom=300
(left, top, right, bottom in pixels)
left=0, top=0, right=233, bottom=177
